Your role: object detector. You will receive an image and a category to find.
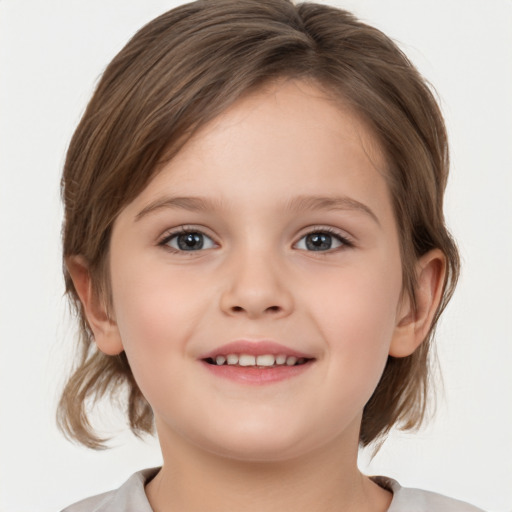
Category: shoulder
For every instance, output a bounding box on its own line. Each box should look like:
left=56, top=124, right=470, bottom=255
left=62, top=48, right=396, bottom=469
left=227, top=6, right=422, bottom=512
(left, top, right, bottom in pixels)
left=372, top=477, right=486, bottom=512
left=60, top=467, right=160, bottom=512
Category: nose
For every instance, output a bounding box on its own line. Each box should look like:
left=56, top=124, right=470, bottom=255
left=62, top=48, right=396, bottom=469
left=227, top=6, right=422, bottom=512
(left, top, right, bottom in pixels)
left=219, top=249, right=293, bottom=319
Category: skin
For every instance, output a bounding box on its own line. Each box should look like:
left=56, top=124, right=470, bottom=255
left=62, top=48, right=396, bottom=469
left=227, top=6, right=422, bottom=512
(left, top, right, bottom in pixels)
left=69, top=80, right=445, bottom=511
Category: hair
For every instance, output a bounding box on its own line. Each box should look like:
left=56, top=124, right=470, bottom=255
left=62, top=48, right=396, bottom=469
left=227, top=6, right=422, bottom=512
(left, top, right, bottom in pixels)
left=58, top=0, right=459, bottom=449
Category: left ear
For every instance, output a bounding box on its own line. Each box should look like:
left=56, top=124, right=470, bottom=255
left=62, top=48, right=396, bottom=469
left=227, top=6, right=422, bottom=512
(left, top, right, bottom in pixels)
left=389, top=249, right=447, bottom=358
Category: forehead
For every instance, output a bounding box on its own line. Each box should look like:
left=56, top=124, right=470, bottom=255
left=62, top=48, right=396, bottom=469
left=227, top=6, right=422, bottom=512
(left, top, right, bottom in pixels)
left=119, top=79, right=392, bottom=227
left=158, top=80, right=385, bottom=189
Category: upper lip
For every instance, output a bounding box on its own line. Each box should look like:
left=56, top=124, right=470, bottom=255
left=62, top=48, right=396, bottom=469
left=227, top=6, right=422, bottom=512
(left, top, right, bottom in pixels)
left=199, top=340, right=314, bottom=360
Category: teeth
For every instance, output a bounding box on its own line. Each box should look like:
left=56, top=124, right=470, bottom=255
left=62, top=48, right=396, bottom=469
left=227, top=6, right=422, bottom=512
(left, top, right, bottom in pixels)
left=212, top=353, right=308, bottom=367
left=238, top=354, right=256, bottom=366
left=256, top=354, right=275, bottom=367
left=226, top=354, right=239, bottom=365
left=275, top=355, right=286, bottom=365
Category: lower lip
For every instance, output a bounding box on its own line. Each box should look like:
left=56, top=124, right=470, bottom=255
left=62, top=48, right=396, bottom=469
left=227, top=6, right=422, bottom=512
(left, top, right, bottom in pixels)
left=201, top=360, right=313, bottom=385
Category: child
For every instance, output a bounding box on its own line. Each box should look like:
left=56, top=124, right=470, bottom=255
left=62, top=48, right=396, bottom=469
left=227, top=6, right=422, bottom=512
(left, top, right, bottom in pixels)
left=58, top=1, right=483, bottom=510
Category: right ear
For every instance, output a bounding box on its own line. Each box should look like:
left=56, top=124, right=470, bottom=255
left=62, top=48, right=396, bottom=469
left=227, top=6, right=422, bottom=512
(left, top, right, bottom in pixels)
left=66, top=256, right=124, bottom=355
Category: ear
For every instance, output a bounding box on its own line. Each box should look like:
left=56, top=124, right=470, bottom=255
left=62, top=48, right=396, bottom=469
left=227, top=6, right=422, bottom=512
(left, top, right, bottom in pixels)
left=389, top=249, right=447, bottom=358
left=66, top=255, right=124, bottom=356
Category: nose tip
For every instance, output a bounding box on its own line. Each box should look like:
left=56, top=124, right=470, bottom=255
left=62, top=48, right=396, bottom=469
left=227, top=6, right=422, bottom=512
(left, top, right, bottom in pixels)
left=220, top=257, right=293, bottom=319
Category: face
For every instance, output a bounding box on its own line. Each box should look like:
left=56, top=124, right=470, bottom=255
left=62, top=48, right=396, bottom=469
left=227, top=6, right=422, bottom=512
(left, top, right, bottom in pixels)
left=107, top=80, right=406, bottom=462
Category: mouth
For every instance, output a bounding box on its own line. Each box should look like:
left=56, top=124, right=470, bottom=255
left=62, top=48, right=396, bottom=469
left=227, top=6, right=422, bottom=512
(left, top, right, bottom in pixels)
left=203, top=354, right=312, bottom=368
left=199, top=341, right=315, bottom=384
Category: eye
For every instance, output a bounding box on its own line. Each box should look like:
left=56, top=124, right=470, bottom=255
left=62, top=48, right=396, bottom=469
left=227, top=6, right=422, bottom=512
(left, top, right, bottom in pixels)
left=295, top=230, right=351, bottom=252
left=161, top=230, right=216, bottom=251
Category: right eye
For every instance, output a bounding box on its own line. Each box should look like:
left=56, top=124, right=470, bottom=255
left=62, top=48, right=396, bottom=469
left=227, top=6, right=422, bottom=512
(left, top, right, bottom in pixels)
left=161, top=230, right=216, bottom=252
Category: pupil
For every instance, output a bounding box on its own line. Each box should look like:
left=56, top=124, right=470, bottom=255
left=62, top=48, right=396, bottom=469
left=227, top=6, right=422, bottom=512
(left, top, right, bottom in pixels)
left=178, top=232, right=203, bottom=250
left=306, top=233, right=331, bottom=251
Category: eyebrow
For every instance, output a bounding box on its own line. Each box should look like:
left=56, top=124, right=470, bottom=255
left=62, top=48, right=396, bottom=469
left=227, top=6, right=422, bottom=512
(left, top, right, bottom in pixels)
left=135, top=194, right=379, bottom=225
left=135, top=196, right=223, bottom=221
left=286, top=195, right=380, bottom=225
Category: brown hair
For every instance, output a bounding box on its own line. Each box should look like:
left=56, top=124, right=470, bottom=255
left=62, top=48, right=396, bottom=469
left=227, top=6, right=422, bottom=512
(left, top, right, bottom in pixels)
left=58, top=0, right=459, bottom=449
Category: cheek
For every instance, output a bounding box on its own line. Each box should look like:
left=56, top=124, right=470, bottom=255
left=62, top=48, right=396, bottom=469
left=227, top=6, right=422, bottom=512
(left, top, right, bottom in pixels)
left=108, top=263, right=212, bottom=424
left=109, top=256, right=207, bottom=372
left=305, top=256, right=403, bottom=392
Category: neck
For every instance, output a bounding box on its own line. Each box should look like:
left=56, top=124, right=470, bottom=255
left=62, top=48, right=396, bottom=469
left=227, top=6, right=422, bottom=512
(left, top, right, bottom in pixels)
left=145, top=425, right=391, bottom=512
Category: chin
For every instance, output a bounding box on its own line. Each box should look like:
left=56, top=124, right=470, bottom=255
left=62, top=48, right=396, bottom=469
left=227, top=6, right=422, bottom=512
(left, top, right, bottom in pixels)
left=191, top=418, right=323, bottom=463
left=206, top=439, right=310, bottom=463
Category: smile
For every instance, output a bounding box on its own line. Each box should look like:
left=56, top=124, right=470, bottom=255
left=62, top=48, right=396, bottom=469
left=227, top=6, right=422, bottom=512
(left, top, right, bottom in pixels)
left=199, top=340, right=315, bottom=384
left=204, top=354, right=311, bottom=367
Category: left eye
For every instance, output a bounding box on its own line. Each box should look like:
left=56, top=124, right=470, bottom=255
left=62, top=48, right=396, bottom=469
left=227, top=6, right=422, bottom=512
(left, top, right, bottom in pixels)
left=164, top=231, right=216, bottom=251
left=295, top=231, right=347, bottom=252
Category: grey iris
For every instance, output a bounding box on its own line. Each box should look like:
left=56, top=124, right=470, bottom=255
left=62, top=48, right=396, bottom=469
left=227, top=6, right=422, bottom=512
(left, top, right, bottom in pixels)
left=306, top=233, right=332, bottom=251
left=178, top=232, right=204, bottom=250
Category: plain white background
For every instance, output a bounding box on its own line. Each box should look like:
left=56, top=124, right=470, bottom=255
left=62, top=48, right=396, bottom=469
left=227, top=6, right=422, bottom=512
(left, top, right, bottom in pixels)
left=0, top=1, right=511, bottom=510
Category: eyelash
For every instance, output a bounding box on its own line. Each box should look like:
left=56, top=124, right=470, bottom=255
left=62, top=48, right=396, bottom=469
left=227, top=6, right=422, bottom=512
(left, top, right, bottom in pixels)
left=158, top=226, right=217, bottom=253
left=295, top=226, right=354, bottom=252
left=157, top=226, right=354, bottom=253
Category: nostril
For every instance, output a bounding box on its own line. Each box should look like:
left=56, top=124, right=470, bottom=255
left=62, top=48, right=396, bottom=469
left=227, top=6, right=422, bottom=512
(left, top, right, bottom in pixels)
left=228, top=305, right=281, bottom=315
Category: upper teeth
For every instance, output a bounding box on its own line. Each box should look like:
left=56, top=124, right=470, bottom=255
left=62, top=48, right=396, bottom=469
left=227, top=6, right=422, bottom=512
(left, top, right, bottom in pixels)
left=213, top=354, right=305, bottom=367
